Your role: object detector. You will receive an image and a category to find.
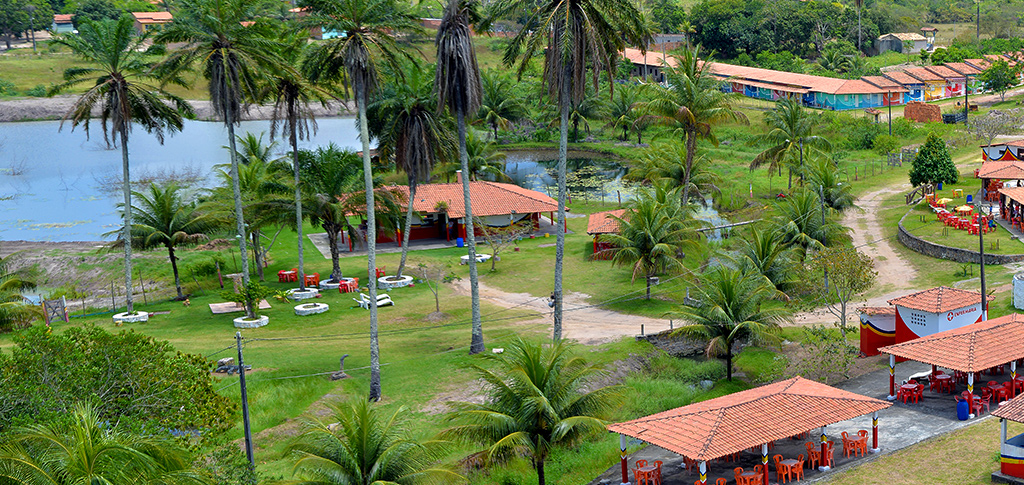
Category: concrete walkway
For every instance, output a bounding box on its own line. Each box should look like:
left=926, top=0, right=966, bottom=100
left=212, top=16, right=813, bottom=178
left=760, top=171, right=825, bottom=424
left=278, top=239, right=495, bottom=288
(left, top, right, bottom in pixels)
left=592, top=360, right=998, bottom=485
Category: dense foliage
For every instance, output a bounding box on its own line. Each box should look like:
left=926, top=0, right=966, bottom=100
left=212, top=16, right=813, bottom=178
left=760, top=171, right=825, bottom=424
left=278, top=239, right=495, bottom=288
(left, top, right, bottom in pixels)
left=0, top=325, right=236, bottom=433
left=909, top=132, right=958, bottom=187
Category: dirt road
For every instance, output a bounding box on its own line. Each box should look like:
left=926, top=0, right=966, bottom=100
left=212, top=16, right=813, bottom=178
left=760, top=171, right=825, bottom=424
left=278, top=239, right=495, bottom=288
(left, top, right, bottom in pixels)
left=791, top=184, right=918, bottom=326
left=452, top=279, right=672, bottom=345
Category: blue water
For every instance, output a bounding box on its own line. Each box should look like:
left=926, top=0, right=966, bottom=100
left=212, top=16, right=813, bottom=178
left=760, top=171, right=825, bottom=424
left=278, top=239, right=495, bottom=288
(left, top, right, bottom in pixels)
left=0, top=118, right=363, bottom=241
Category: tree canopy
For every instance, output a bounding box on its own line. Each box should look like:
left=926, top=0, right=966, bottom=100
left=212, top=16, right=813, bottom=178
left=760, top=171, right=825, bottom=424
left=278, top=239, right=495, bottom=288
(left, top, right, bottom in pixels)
left=909, top=133, right=958, bottom=187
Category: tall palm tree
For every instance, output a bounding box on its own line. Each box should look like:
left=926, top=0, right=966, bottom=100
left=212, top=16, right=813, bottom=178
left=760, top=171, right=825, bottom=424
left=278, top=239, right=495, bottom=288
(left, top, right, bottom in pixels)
left=50, top=16, right=193, bottom=314
left=603, top=83, right=645, bottom=141
left=626, top=145, right=722, bottom=204
left=642, top=45, right=743, bottom=205
left=289, top=398, right=465, bottom=485
left=267, top=29, right=333, bottom=291
left=0, top=404, right=207, bottom=485
left=301, top=0, right=418, bottom=400
left=774, top=189, right=850, bottom=259
left=806, top=157, right=856, bottom=213
left=155, top=0, right=287, bottom=287
left=0, top=252, right=39, bottom=332
left=436, top=0, right=485, bottom=354
left=441, top=338, right=621, bottom=485
left=118, top=183, right=214, bottom=300
left=488, top=0, right=647, bottom=340
left=297, top=145, right=363, bottom=281
left=668, top=267, right=791, bottom=380
left=855, top=0, right=863, bottom=53
left=736, top=226, right=796, bottom=298
left=595, top=186, right=697, bottom=299
left=369, top=64, right=453, bottom=278
left=475, top=70, right=528, bottom=140
left=749, top=97, right=831, bottom=190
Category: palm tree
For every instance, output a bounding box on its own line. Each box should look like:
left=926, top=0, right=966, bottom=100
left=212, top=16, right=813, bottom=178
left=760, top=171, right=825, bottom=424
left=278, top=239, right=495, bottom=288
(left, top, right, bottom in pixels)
left=736, top=226, right=796, bottom=297
left=668, top=267, right=791, bottom=380
left=119, top=183, right=214, bottom=300
left=806, top=157, right=856, bottom=213
left=155, top=0, right=288, bottom=287
left=301, top=0, right=418, bottom=401
left=488, top=0, right=647, bottom=340
left=595, top=186, right=697, bottom=299
left=475, top=70, right=528, bottom=140
left=0, top=404, right=207, bottom=485
left=642, top=45, right=743, bottom=204
left=817, top=49, right=852, bottom=73
left=50, top=16, right=193, bottom=314
left=626, top=145, right=721, bottom=204
left=267, top=29, right=333, bottom=291
left=0, top=252, right=39, bottom=332
left=436, top=0, right=485, bottom=355
left=749, top=97, right=831, bottom=190
left=369, top=64, right=453, bottom=278
left=855, top=0, right=863, bottom=53
left=775, top=189, right=850, bottom=259
left=461, top=131, right=509, bottom=181
left=441, top=338, right=620, bottom=485
left=604, top=83, right=645, bottom=141
left=297, top=145, right=360, bottom=281
left=289, top=398, right=465, bottom=485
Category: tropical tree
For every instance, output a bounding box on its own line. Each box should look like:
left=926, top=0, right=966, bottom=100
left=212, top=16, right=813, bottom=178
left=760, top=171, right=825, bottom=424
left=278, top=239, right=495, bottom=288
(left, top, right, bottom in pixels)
left=267, top=29, right=333, bottom=291
left=475, top=70, right=528, bottom=140
left=548, top=88, right=606, bottom=142
left=774, top=189, right=850, bottom=259
left=301, top=0, right=419, bottom=400
left=806, top=157, right=855, bottom=213
left=155, top=0, right=288, bottom=287
left=436, top=0, right=485, bottom=354
left=442, top=131, right=509, bottom=182
left=488, top=0, right=647, bottom=340
left=119, top=183, right=214, bottom=300
left=909, top=132, right=959, bottom=187
left=626, top=145, right=721, bottom=204
left=288, top=398, right=465, bottom=485
left=442, top=338, right=621, bottom=485
left=50, top=16, right=193, bottom=314
left=0, top=252, right=39, bottom=332
left=736, top=226, right=797, bottom=297
left=668, top=267, right=791, bottom=380
left=369, top=64, right=453, bottom=278
left=595, top=186, right=697, bottom=299
left=604, top=83, right=646, bottom=141
left=749, top=97, right=831, bottom=190
left=817, top=49, right=851, bottom=73
left=0, top=404, right=208, bottom=485
left=642, top=45, right=743, bottom=204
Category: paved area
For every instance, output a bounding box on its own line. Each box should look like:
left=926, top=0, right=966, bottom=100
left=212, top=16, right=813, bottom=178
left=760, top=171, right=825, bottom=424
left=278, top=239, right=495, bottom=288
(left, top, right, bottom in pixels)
left=592, top=360, right=1007, bottom=484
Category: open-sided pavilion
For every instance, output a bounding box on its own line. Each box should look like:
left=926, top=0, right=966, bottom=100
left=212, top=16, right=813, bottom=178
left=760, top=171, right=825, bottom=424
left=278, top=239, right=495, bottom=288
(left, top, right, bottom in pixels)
left=879, top=313, right=1024, bottom=418
left=607, top=376, right=892, bottom=485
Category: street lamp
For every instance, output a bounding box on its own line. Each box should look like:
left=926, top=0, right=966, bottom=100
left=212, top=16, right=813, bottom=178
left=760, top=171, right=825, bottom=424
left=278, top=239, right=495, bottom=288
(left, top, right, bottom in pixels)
left=24, top=4, right=36, bottom=53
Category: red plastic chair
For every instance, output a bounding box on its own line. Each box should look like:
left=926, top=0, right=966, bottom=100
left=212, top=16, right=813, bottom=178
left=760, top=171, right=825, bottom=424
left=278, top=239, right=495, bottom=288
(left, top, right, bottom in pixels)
left=375, top=266, right=386, bottom=278
left=773, top=454, right=791, bottom=484
left=792, top=455, right=805, bottom=480
left=804, top=442, right=820, bottom=470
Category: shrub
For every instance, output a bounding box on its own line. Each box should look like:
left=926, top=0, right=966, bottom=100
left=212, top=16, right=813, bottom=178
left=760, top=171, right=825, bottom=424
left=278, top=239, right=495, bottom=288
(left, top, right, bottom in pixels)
left=873, top=134, right=899, bottom=155
left=26, top=84, right=49, bottom=97
left=0, top=79, right=15, bottom=96
left=891, top=117, right=915, bottom=137
left=531, top=128, right=552, bottom=142
left=843, top=117, right=882, bottom=150
left=186, top=253, right=226, bottom=277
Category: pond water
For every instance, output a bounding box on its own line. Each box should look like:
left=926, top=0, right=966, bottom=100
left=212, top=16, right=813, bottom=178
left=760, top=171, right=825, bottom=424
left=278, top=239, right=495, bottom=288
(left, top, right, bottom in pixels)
left=0, top=118, right=363, bottom=241
left=502, top=149, right=631, bottom=203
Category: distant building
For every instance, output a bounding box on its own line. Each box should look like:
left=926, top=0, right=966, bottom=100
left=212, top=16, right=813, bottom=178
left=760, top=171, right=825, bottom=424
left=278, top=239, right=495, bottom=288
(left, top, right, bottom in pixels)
left=131, top=11, right=172, bottom=34
left=920, top=26, right=938, bottom=50
left=876, top=32, right=928, bottom=55
left=52, top=14, right=74, bottom=33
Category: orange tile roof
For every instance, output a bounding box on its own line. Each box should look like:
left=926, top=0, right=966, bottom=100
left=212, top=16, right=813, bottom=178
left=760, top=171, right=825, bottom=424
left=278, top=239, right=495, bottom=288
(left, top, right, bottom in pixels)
left=924, top=65, right=964, bottom=79
left=132, top=11, right=173, bottom=23
left=988, top=54, right=1016, bottom=66
left=859, top=306, right=895, bottom=316
left=994, top=394, right=1024, bottom=422
left=621, top=47, right=678, bottom=68
left=861, top=76, right=907, bottom=91
left=944, top=62, right=982, bottom=76
left=607, top=377, right=892, bottom=461
left=879, top=313, right=1024, bottom=373
left=882, top=32, right=926, bottom=42
left=882, top=71, right=924, bottom=85
left=887, top=286, right=990, bottom=313
left=903, top=67, right=945, bottom=82
left=586, top=209, right=627, bottom=235
left=706, top=63, right=848, bottom=94
left=387, top=182, right=557, bottom=219
left=1000, top=187, right=1024, bottom=205
left=53, top=14, right=73, bottom=23
left=832, top=79, right=893, bottom=95
left=982, top=162, right=1024, bottom=180
left=966, top=58, right=992, bottom=70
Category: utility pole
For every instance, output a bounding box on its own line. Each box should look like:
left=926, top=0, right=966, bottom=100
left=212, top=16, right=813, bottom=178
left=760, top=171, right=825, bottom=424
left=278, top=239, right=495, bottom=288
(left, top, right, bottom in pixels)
left=965, top=74, right=970, bottom=123
left=888, top=91, right=893, bottom=136
left=24, top=5, right=36, bottom=53
left=236, top=332, right=255, bottom=467
left=977, top=183, right=987, bottom=321
left=977, top=0, right=981, bottom=44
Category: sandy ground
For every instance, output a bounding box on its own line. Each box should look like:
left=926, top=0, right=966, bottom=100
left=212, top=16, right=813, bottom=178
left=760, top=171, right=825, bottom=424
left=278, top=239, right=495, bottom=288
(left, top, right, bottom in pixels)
left=790, top=184, right=919, bottom=326
left=0, top=95, right=355, bottom=123
left=451, top=278, right=672, bottom=345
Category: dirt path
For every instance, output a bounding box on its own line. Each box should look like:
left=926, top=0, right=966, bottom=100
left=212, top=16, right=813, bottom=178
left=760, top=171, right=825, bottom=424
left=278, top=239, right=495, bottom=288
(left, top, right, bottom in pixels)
left=791, top=184, right=918, bottom=326
left=451, top=279, right=671, bottom=345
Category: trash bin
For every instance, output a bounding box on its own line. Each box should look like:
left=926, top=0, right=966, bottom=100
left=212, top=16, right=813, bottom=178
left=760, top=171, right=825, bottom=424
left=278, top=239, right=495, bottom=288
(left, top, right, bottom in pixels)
left=456, top=237, right=464, bottom=248
left=966, top=194, right=973, bottom=204
left=937, top=182, right=943, bottom=190
left=957, top=399, right=969, bottom=420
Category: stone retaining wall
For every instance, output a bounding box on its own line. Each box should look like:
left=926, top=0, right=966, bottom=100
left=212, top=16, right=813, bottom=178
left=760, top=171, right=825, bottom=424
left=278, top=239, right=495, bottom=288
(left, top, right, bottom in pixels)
left=897, top=212, right=1024, bottom=264
left=635, top=329, right=707, bottom=357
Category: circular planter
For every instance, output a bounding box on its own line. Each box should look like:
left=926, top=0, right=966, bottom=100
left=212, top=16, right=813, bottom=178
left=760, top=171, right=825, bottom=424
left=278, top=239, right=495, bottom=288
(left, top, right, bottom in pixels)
left=233, top=315, right=269, bottom=328
left=287, top=288, right=319, bottom=300
left=294, top=302, right=329, bottom=316
left=318, top=279, right=341, bottom=290
left=378, top=274, right=413, bottom=290
left=112, top=311, right=149, bottom=325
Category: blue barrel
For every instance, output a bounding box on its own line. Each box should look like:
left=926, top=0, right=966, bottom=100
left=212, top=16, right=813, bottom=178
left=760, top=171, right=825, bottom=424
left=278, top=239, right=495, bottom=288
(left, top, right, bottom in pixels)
left=456, top=237, right=464, bottom=248
left=957, top=399, right=969, bottom=420
left=937, top=182, right=943, bottom=190
left=966, top=194, right=973, bottom=203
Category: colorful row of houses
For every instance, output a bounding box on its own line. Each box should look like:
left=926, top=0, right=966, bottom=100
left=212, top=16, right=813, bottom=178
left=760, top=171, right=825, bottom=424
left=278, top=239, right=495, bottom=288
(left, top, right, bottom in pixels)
left=622, top=48, right=1024, bottom=111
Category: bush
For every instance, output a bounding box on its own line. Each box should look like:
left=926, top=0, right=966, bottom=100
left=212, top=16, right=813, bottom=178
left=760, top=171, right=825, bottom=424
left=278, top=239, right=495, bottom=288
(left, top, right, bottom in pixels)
left=843, top=117, right=882, bottom=150
left=186, top=253, right=226, bottom=277
left=873, top=134, right=899, bottom=155
left=0, top=79, right=15, bottom=96
left=26, top=84, right=49, bottom=97
left=531, top=128, right=552, bottom=142
left=891, top=117, right=915, bottom=137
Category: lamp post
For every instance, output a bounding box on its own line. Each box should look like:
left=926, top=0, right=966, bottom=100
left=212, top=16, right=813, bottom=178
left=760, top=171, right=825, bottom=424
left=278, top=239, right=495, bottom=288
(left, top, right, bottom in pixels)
left=887, top=90, right=892, bottom=136
left=24, top=4, right=36, bottom=53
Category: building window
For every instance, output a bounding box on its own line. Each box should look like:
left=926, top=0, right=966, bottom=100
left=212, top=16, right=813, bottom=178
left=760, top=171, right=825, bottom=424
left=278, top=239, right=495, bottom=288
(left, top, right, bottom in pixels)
left=909, top=311, right=927, bottom=326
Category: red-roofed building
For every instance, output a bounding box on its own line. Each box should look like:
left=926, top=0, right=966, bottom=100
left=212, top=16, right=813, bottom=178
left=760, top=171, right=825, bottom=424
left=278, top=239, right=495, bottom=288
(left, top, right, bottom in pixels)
left=621, top=47, right=678, bottom=83
left=887, top=286, right=990, bottom=345
left=586, top=209, right=627, bottom=258
left=132, top=11, right=172, bottom=34
left=859, top=306, right=896, bottom=356
left=924, top=65, right=966, bottom=97
left=882, top=70, right=926, bottom=102
left=52, top=14, right=74, bottom=33
left=904, top=67, right=946, bottom=100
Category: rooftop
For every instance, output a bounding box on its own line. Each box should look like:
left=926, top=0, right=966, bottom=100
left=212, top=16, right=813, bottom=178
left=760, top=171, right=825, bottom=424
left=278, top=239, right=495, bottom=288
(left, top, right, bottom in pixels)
left=944, top=62, right=982, bottom=76
left=1000, top=187, right=1024, bottom=205
left=994, top=393, right=1024, bottom=423
left=880, top=32, right=927, bottom=41
left=607, top=376, right=891, bottom=461
left=387, top=181, right=558, bottom=219
left=887, top=286, right=990, bottom=313
left=882, top=71, right=924, bottom=85
left=53, top=13, right=73, bottom=22
left=621, top=47, right=679, bottom=69
left=132, top=11, right=173, bottom=23
left=860, top=306, right=896, bottom=316
left=880, top=313, right=1024, bottom=373
left=924, top=65, right=964, bottom=79
left=586, top=209, right=627, bottom=235
left=903, top=67, right=945, bottom=82
left=982, top=162, right=1024, bottom=181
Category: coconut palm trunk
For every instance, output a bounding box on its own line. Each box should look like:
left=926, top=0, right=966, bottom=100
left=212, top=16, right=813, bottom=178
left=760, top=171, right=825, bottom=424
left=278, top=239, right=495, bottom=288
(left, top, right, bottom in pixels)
left=291, top=116, right=306, bottom=291
left=396, top=187, right=416, bottom=277
left=459, top=110, right=484, bottom=353
left=225, top=110, right=250, bottom=288
left=681, top=132, right=696, bottom=204
left=553, top=66, right=570, bottom=342
left=119, top=128, right=134, bottom=313
left=356, top=81, right=382, bottom=402
left=168, top=245, right=183, bottom=299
